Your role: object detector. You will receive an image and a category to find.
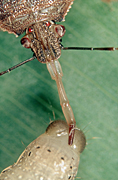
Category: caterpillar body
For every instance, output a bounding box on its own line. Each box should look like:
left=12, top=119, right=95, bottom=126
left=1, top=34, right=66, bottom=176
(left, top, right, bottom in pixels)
left=0, top=120, right=86, bottom=180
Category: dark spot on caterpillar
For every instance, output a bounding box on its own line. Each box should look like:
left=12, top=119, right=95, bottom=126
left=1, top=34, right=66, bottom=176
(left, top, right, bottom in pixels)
left=36, top=146, right=40, bottom=149
left=47, top=149, right=51, bottom=152
left=28, top=151, right=31, bottom=156
left=2, top=170, right=6, bottom=173
left=68, top=176, right=71, bottom=179
left=70, top=166, right=72, bottom=169
left=61, top=157, right=64, bottom=160
left=72, top=157, right=74, bottom=160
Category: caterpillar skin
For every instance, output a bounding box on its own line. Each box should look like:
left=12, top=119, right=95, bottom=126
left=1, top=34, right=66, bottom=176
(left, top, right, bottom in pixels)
left=0, top=120, right=86, bottom=180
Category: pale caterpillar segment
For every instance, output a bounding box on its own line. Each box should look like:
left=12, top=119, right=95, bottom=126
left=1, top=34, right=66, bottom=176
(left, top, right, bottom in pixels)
left=0, top=120, right=86, bottom=180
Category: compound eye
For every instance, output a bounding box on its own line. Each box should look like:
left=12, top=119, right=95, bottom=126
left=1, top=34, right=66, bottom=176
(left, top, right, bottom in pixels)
left=28, top=27, right=33, bottom=33
left=46, top=21, right=51, bottom=27
left=21, top=36, right=31, bottom=48
left=55, top=25, right=66, bottom=37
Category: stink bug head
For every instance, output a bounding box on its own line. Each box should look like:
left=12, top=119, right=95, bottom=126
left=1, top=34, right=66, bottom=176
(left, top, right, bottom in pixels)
left=20, top=21, right=66, bottom=63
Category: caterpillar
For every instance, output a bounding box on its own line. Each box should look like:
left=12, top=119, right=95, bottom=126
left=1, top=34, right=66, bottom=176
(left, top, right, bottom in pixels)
left=0, top=120, right=86, bottom=180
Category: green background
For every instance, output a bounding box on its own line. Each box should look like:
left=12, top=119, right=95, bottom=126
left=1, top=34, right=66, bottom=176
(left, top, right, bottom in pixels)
left=0, top=0, right=118, bottom=179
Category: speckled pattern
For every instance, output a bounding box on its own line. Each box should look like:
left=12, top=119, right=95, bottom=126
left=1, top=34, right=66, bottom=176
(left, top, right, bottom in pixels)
left=0, top=0, right=74, bottom=35
left=0, top=120, right=86, bottom=180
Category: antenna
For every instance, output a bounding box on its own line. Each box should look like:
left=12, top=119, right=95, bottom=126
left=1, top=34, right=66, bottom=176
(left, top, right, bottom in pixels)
left=62, top=46, right=118, bottom=51
left=0, top=56, right=36, bottom=76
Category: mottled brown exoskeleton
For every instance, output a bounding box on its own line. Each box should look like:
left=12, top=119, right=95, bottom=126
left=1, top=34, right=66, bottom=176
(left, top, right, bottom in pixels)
left=0, top=120, right=86, bottom=180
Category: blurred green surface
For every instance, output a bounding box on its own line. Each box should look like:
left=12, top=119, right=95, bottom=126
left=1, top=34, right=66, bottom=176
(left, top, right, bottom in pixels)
left=0, top=0, right=118, bottom=179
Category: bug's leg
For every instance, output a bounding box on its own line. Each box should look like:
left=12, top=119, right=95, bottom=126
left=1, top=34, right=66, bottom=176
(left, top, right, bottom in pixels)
left=46, top=60, right=76, bottom=145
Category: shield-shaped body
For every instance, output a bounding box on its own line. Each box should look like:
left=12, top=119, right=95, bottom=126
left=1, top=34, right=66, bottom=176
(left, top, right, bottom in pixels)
left=0, top=0, right=74, bottom=35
